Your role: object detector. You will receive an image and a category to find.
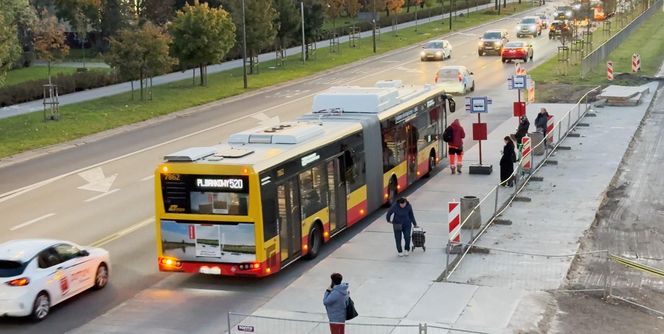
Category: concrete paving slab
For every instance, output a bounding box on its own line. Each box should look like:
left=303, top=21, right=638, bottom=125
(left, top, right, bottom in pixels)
left=406, top=282, right=478, bottom=324
left=454, top=286, right=524, bottom=331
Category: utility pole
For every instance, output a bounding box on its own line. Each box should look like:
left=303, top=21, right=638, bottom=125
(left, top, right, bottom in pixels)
left=441, top=0, right=445, bottom=25
left=301, top=1, right=306, bottom=62
left=449, top=0, right=453, bottom=31
left=241, top=0, right=248, bottom=89
left=372, top=0, right=377, bottom=53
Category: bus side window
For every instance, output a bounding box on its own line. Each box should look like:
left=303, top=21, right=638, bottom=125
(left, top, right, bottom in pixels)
left=299, top=165, right=328, bottom=218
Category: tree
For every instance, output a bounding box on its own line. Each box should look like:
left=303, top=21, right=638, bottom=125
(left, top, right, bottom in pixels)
left=345, top=0, right=362, bottom=19
left=300, top=0, right=325, bottom=60
left=2, top=0, right=37, bottom=67
left=273, top=0, right=300, bottom=49
left=385, top=0, right=405, bottom=16
left=106, top=22, right=176, bottom=100
left=170, top=1, right=236, bottom=86
left=0, top=13, right=21, bottom=86
left=326, top=0, right=344, bottom=31
left=33, top=9, right=69, bottom=85
left=98, top=0, right=132, bottom=50
left=136, top=0, right=176, bottom=25
left=226, top=0, right=278, bottom=74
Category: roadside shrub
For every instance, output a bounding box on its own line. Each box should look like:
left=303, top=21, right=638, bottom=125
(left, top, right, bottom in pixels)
left=0, top=70, right=119, bottom=107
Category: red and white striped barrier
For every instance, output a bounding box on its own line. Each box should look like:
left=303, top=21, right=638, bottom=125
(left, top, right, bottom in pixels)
left=546, top=115, right=554, bottom=144
left=632, top=53, right=641, bottom=72
left=527, top=78, right=535, bottom=103
left=448, top=202, right=461, bottom=244
left=515, top=63, right=527, bottom=76
left=607, top=61, right=613, bottom=80
left=521, top=136, right=532, bottom=171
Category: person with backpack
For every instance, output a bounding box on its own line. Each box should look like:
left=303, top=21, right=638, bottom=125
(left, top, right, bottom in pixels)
left=323, top=273, right=350, bottom=334
left=514, top=115, right=530, bottom=145
left=443, top=119, right=465, bottom=174
left=500, top=136, right=517, bottom=187
left=386, top=198, right=418, bottom=256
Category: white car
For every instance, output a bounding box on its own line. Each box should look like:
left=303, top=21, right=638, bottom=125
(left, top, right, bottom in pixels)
left=434, top=66, right=475, bottom=95
left=0, top=239, right=110, bottom=321
left=420, top=39, right=453, bottom=61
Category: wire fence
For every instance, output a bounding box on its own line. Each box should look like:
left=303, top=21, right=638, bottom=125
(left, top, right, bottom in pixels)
left=226, top=313, right=491, bottom=334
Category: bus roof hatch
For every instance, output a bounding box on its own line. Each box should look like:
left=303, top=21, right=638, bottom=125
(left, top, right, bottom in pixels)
left=228, top=122, right=324, bottom=145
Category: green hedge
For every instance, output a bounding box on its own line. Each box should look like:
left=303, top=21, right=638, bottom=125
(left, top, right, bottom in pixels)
left=0, top=70, right=119, bottom=107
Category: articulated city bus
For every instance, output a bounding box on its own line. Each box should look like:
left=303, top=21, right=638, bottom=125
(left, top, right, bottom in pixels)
left=154, top=81, right=456, bottom=277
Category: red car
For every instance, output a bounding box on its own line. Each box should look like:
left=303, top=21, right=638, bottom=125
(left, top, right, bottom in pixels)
left=501, top=41, right=534, bottom=63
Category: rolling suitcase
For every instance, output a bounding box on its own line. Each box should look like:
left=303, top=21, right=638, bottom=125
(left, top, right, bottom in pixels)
left=411, top=227, right=426, bottom=251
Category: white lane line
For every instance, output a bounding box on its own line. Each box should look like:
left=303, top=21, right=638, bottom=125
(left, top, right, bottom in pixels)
left=85, top=188, right=120, bottom=203
left=10, top=213, right=56, bottom=231
left=89, top=218, right=154, bottom=247
left=140, top=175, right=154, bottom=182
left=0, top=5, right=540, bottom=205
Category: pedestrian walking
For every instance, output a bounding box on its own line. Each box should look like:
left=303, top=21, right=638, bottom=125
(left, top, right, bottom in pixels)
left=323, top=273, right=349, bottom=334
left=386, top=198, right=418, bottom=256
left=535, top=108, right=549, bottom=135
left=500, top=136, right=517, bottom=187
left=444, top=119, right=465, bottom=174
left=514, top=115, right=530, bottom=144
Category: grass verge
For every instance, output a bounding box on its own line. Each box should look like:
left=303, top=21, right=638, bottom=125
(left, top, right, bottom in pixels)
left=0, top=2, right=535, bottom=159
left=531, top=6, right=664, bottom=102
left=4, top=67, right=78, bottom=87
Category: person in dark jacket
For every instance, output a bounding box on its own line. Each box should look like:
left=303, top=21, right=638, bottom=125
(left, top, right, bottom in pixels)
left=514, top=115, right=530, bottom=144
left=386, top=198, right=418, bottom=256
left=500, top=136, right=517, bottom=187
left=447, top=119, right=466, bottom=174
left=535, top=108, right=550, bottom=136
left=323, top=273, right=349, bottom=334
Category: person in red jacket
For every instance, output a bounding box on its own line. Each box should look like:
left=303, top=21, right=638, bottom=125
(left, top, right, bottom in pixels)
left=446, top=119, right=466, bottom=174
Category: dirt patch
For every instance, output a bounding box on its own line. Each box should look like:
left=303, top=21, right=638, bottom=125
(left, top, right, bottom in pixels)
left=537, top=84, right=600, bottom=103
left=552, top=292, right=664, bottom=334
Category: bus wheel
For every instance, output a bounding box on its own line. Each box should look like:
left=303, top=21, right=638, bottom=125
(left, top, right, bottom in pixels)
left=304, top=224, right=323, bottom=259
left=387, top=178, right=398, bottom=206
left=426, top=153, right=436, bottom=177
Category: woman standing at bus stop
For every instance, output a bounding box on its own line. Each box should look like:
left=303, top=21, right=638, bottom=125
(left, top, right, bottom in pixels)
left=323, top=273, right=349, bottom=334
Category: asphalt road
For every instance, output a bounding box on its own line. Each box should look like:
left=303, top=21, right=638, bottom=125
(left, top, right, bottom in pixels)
left=0, top=3, right=563, bottom=332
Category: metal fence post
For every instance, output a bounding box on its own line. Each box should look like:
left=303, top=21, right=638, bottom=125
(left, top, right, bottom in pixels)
left=494, top=185, right=500, bottom=214
left=604, top=250, right=612, bottom=300
left=567, top=113, right=571, bottom=134
left=445, top=240, right=450, bottom=278
left=419, top=322, right=427, bottom=333
left=227, top=312, right=232, bottom=334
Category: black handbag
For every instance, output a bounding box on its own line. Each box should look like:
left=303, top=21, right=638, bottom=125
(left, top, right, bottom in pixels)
left=392, top=222, right=403, bottom=231
left=346, top=297, right=358, bottom=320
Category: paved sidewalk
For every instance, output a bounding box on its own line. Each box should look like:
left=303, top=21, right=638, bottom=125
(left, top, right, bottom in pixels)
left=0, top=0, right=522, bottom=120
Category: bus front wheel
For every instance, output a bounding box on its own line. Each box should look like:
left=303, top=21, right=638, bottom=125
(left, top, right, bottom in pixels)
left=304, top=224, right=323, bottom=259
left=387, top=178, right=398, bottom=206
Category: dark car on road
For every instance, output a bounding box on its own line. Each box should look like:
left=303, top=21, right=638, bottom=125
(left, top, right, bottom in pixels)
left=548, top=20, right=572, bottom=39
left=477, top=30, right=509, bottom=56
left=554, top=6, right=574, bottom=20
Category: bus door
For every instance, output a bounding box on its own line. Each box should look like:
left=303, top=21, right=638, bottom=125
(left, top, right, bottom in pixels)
left=326, top=157, right=347, bottom=233
left=405, top=123, right=418, bottom=184
left=277, top=179, right=301, bottom=263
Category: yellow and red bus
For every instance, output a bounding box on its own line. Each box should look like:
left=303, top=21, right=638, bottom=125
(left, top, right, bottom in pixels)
left=155, top=81, right=455, bottom=277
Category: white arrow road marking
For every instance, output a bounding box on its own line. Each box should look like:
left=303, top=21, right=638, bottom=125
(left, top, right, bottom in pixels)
left=77, top=167, right=118, bottom=193
left=85, top=188, right=120, bottom=202
left=10, top=213, right=56, bottom=231
left=251, top=112, right=280, bottom=127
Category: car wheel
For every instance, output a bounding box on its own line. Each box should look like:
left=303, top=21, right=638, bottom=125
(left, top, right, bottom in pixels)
left=387, top=178, right=398, bottom=206
left=426, top=153, right=436, bottom=177
left=530, top=53, right=534, bottom=61
left=447, top=51, right=452, bottom=59
left=524, top=56, right=528, bottom=63
left=477, top=50, right=482, bottom=56
left=30, top=292, right=50, bottom=322
left=93, top=263, right=109, bottom=290
left=470, top=83, right=475, bottom=92
left=502, top=58, right=507, bottom=63
left=304, top=225, right=323, bottom=259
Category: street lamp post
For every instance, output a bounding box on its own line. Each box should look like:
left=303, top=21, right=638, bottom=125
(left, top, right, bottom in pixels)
left=372, top=0, right=377, bottom=53
left=449, top=0, right=453, bottom=30
left=241, top=0, right=248, bottom=89
left=301, top=1, right=306, bottom=62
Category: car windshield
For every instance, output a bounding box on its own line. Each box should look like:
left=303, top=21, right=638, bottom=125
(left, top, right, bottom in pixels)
left=482, top=32, right=501, bottom=39
left=521, top=18, right=537, bottom=24
left=424, top=41, right=444, bottom=49
left=437, top=69, right=459, bottom=80
left=558, top=6, right=571, bottom=11
left=539, top=15, right=547, bottom=19
left=505, top=42, right=525, bottom=48
left=0, top=260, right=27, bottom=277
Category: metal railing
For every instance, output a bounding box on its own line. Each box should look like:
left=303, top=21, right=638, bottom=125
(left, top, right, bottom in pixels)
left=580, top=0, right=662, bottom=78
left=443, top=86, right=602, bottom=280
left=226, top=312, right=491, bottom=334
